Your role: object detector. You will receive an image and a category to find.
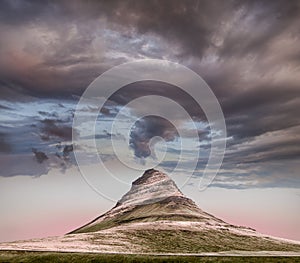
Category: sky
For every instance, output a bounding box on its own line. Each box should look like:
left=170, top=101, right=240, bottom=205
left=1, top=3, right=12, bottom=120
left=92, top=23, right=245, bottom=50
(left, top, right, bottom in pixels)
left=0, top=0, right=299, bottom=242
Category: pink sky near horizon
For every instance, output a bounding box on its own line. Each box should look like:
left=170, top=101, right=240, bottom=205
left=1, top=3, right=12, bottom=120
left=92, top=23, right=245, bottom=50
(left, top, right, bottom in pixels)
left=0, top=166, right=299, bottom=243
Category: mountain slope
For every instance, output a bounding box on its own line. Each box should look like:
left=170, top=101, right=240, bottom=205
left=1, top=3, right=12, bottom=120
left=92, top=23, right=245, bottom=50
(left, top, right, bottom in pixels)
left=70, top=169, right=223, bottom=234
left=0, top=169, right=299, bottom=254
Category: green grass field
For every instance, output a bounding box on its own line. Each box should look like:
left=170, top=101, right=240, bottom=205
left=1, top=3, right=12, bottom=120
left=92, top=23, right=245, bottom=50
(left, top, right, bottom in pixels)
left=0, top=251, right=300, bottom=263
left=123, top=229, right=300, bottom=253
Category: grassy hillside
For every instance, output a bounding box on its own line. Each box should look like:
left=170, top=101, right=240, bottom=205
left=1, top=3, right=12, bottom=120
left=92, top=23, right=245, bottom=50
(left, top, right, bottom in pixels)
left=123, top=229, right=300, bottom=253
left=0, top=251, right=300, bottom=263
left=71, top=196, right=217, bottom=234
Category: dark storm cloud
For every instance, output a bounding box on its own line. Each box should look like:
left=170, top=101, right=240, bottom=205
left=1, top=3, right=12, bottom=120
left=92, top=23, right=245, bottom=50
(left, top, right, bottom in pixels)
left=0, top=104, right=12, bottom=110
left=224, top=84, right=300, bottom=140
left=0, top=99, right=78, bottom=177
left=210, top=159, right=300, bottom=189
left=64, top=0, right=300, bottom=58
left=81, top=130, right=125, bottom=140
left=40, top=118, right=73, bottom=141
left=38, top=111, right=58, bottom=118
left=109, top=81, right=206, bottom=119
left=1, top=0, right=300, bottom=187
left=129, top=115, right=210, bottom=159
left=32, top=148, right=48, bottom=163
left=0, top=0, right=109, bottom=99
left=93, top=0, right=227, bottom=57
left=223, top=84, right=300, bottom=117
left=0, top=0, right=55, bottom=25
left=0, top=132, right=12, bottom=153
left=225, top=136, right=300, bottom=165
left=129, top=116, right=178, bottom=158
left=0, top=0, right=239, bottom=98
left=100, top=0, right=300, bottom=167
left=218, top=0, right=300, bottom=58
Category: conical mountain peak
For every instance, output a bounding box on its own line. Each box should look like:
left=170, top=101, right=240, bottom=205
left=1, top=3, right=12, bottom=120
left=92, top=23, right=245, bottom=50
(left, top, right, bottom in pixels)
left=132, top=169, right=169, bottom=186
left=70, top=169, right=206, bottom=234
left=117, top=169, right=184, bottom=207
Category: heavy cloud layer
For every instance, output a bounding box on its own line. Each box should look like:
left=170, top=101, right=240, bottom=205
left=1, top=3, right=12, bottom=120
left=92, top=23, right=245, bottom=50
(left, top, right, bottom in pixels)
left=0, top=0, right=300, bottom=188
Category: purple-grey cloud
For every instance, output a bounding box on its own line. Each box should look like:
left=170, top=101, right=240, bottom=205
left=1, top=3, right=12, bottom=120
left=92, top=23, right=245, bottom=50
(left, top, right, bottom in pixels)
left=0, top=0, right=300, bottom=188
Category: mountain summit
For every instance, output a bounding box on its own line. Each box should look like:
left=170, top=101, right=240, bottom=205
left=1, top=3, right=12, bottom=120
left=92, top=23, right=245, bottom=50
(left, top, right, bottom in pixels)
left=118, top=168, right=184, bottom=207
left=70, top=168, right=219, bottom=234
left=0, top=169, right=299, bottom=254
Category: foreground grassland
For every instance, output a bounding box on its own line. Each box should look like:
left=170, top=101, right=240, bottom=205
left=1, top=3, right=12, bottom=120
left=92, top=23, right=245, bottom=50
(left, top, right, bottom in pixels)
left=86, top=228, right=300, bottom=253
left=0, top=251, right=300, bottom=263
left=123, top=229, right=300, bottom=253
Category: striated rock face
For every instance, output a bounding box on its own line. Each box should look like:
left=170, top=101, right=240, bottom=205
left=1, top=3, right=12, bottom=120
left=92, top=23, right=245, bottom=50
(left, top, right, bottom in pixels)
left=117, top=169, right=184, bottom=207
left=132, top=169, right=172, bottom=185
left=70, top=169, right=217, bottom=234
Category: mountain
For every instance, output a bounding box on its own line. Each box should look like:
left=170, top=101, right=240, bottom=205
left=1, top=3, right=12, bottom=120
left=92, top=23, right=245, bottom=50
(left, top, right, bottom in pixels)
left=69, top=168, right=221, bottom=234
left=0, top=169, right=299, bottom=255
